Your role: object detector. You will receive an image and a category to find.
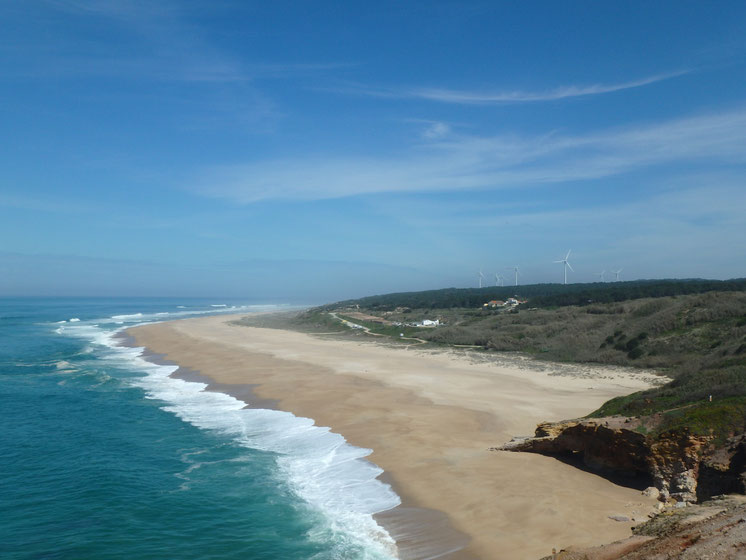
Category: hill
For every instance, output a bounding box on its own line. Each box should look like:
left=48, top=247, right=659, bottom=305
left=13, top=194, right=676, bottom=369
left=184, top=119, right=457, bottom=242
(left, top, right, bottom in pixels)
left=323, top=278, right=746, bottom=311
left=287, top=279, right=746, bottom=505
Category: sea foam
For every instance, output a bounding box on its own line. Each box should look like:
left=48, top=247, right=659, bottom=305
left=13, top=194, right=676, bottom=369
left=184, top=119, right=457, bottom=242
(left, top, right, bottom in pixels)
left=56, top=310, right=401, bottom=559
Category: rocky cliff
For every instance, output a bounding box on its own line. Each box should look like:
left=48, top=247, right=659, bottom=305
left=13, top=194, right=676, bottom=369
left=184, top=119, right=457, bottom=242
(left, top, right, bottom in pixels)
left=498, top=418, right=746, bottom=503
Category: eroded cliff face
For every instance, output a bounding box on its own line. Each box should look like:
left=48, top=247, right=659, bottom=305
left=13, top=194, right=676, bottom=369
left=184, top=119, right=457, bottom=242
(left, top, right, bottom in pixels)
left=499, top=418, right=746, bottom=503
left=697, top=433, right=746, bottom=500
left=647, top=430, right=710, bottom=502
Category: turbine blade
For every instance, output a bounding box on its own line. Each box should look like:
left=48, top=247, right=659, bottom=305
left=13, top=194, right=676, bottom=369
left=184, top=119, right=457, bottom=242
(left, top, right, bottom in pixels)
left=567, top=262, right=574, bottom=272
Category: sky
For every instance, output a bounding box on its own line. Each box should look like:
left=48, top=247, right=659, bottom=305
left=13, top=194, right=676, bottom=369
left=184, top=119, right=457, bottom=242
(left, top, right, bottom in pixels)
left=1, top=1, right=746, bottom=302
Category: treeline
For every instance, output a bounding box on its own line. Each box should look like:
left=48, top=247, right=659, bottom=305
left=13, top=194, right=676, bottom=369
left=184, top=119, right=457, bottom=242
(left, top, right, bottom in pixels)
left=324, top=278, right=746, bottom=311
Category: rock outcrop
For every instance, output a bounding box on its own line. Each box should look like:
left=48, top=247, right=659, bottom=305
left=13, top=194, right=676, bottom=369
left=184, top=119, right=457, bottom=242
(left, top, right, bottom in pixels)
left=697, top=433, right=746, bottom=500
left=537, top=494, right=746, bottom=560
left=498, top=417, right=746, bottom=503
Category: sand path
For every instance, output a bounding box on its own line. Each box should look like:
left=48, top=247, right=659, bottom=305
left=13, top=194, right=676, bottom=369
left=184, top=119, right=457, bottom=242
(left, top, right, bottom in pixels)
left=129, top=315, right=661, bottom=560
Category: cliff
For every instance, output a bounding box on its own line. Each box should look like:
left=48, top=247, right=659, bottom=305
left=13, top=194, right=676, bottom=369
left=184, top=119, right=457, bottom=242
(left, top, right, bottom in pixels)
left=498, top=417, right=746, bottom=503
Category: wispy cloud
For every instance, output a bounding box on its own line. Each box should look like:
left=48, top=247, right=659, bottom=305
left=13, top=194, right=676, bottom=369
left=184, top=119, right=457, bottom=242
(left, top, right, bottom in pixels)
left=30, top=0, right=248, bottom=83
left=326, top=71, right=689, bottom=105
left=44, top=0, right=177, bottom=19
left=370, top=175, right=746, bottom=280
left=409, top=71, right=689, bottom=104
left=194, top=106, right=746, bottom=203
left=19, top=1, right=350, bottom=85
left=2, top=1, right=348, bottom=131
left=0, top=192, right=96, bottom=213
left=421, top=121, right=451, bottom=139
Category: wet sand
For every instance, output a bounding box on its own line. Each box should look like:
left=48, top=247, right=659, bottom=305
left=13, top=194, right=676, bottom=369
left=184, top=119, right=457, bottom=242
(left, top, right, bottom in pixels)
left=127, top=314, right=661, bottom=560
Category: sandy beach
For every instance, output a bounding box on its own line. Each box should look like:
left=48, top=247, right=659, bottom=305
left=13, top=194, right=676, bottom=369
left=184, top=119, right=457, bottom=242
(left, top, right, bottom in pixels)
left=128, top=314, right=662, bottom=560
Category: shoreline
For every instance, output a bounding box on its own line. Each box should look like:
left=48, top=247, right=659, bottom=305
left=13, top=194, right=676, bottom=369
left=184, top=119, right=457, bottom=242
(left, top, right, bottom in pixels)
left=117, top=331, right=474, bottom=559
left=126, top=314, right=661, bottom=559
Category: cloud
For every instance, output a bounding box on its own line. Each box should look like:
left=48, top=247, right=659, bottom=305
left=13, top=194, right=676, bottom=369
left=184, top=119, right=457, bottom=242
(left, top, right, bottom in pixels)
left=0, top=192, right=95, bottom=213
left=377, top=176, right=746, bottom=281
left=23, top=2, right=349, bottom=85
left=30, top=0, right=247, bottom=83
left=194, top=106, right=746, bottom=203
left=421, top=121, right=451, bottom=139
left=44, top=0, right=176, bottom=19
left=326, top=71, right=689, bottom=105
left=408, top=71, right=689, bottom=104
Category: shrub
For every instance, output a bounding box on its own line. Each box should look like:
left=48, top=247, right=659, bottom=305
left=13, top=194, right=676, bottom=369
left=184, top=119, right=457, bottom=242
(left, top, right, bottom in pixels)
left=632, top=299, right=668, bottom=318
left=628, top=347, right=644, bottom=359
left=626, top=338, right=640, bottom=351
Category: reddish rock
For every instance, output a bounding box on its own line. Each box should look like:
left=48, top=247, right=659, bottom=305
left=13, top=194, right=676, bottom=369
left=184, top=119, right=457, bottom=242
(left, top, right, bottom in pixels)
left=499, top=417, right=745, bottom=504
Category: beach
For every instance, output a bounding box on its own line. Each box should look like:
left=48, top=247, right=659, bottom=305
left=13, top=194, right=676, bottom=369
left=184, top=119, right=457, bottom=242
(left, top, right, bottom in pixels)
left=128, top=314, right=661, bottom=560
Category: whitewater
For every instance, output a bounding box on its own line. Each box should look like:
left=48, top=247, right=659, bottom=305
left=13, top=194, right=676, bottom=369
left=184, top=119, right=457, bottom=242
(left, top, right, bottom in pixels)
left=0, top=298, right=400, bottom=560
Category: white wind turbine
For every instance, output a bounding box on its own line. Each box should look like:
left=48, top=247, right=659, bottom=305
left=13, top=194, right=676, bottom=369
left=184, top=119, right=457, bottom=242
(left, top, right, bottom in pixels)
left=595, top=270, right=606, bottom=282
left=494, top=273, right=504, bottom=287
left=554, top=250, right=574, bottom=285
left=478, top=268, right=485, bottom=288
left=611, top=268, right=623, bottom=281
left=506, top=266, right=520, bottom=286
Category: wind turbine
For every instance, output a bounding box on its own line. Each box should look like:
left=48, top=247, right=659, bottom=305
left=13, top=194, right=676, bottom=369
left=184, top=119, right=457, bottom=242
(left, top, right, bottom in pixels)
left=611, top=268, right=623, bottom=281
left=478, top=268, right=485, bottom=288
left=595, top=270, right=606, bottom=282
left=506, top=266, right=520, bottom=287
left=494, top=273, right=504, bottom=287
left=554, top=250, right=574, bottom=285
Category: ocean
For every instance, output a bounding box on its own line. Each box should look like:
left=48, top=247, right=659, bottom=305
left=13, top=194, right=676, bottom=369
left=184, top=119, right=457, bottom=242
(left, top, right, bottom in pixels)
left=0, top=298, right=401, bottom=560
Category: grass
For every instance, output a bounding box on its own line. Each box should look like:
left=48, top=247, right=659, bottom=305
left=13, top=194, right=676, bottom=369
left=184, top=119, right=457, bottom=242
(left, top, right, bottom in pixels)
left=335, top=314, right=425, bottom=340
left=299, top=289, right=746, bottom=446
left=656, top=397, right=746, bottom=444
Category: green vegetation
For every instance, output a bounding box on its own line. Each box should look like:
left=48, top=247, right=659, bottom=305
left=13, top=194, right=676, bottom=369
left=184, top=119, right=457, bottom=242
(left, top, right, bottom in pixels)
left=590, top=363, right=746, bottom=441
left=297, top=279, right=746, bottom=443
left=234, top=308, right=349, bottom=334
left=323, top=278, right=746, bottom=311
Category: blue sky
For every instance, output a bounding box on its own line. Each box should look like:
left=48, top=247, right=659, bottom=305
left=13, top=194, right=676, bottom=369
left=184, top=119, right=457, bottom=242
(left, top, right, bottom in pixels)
left=2, top=1, right=746, bottom=301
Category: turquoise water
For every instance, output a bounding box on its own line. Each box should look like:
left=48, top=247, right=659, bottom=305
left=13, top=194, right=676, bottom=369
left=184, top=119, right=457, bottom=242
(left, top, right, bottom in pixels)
left=0, top=298, right=399, bottom=560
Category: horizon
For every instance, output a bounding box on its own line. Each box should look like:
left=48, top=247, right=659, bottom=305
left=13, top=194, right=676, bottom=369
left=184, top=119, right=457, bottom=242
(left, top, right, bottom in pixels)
left=3, top=276, right=743, bottom=304
left=2, top=2, right=746, bottom=301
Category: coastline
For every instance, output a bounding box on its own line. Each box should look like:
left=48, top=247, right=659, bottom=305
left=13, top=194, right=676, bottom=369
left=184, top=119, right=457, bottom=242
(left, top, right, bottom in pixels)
left=126, top=314, right=661, bottom=559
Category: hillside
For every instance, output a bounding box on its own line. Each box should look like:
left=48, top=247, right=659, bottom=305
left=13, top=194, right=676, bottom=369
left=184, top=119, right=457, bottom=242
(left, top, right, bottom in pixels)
left=292, top=282, right=746, bottom=437
left=324, top=278, right=746, bottom=311
left=283, top=281, right=746, bottom=506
